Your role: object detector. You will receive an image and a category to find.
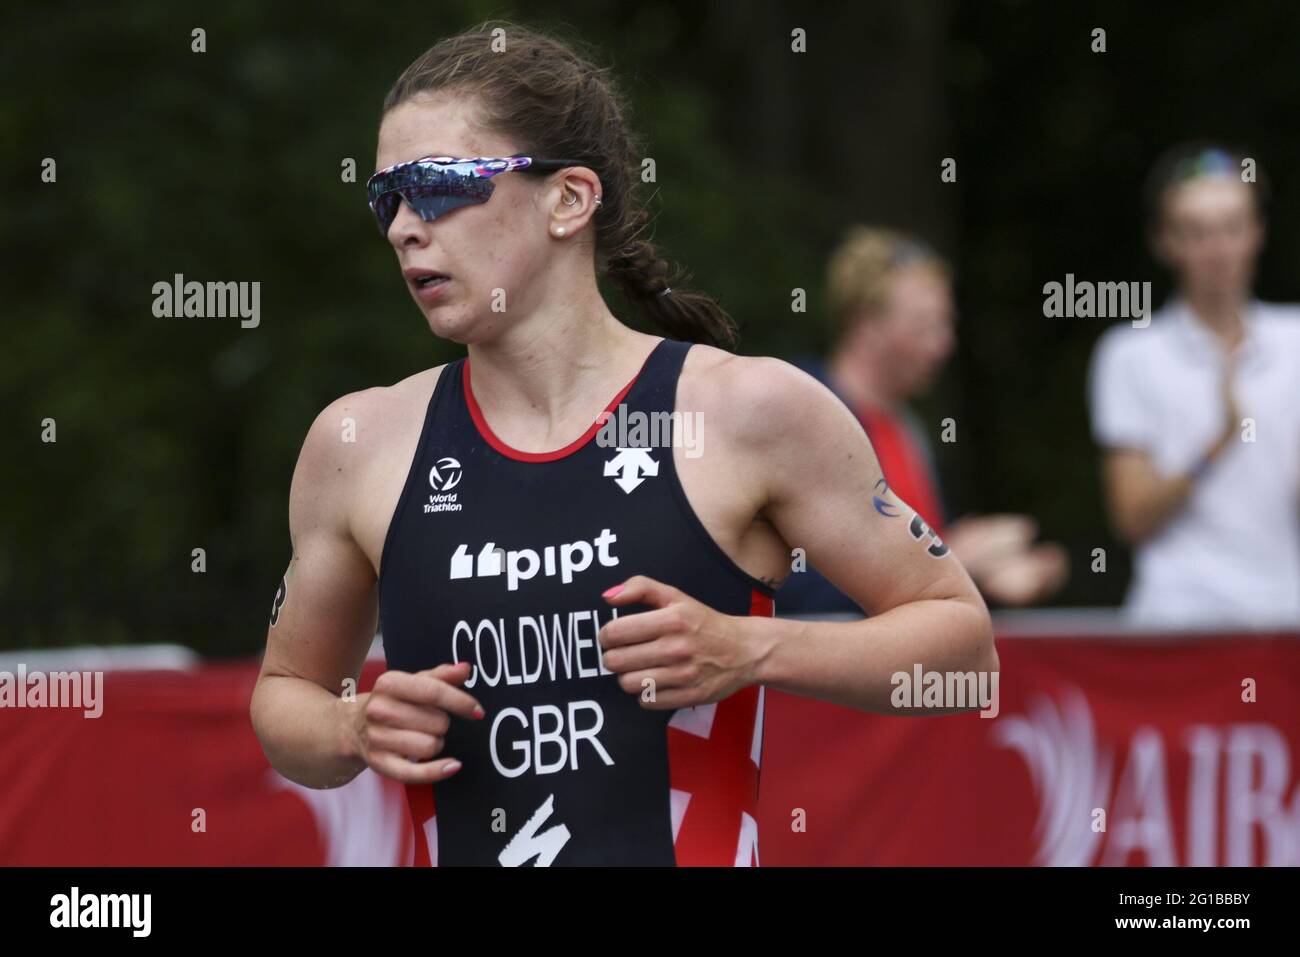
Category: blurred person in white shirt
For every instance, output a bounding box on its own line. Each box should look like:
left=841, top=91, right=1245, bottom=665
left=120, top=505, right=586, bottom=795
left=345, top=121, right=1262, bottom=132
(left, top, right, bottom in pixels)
left=1089, top=144, right=1300, bottom=627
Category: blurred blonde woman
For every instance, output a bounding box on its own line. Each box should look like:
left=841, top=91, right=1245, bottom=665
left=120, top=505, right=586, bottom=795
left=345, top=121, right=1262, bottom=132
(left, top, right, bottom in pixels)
left=780, top=225, right=1069, bottom=615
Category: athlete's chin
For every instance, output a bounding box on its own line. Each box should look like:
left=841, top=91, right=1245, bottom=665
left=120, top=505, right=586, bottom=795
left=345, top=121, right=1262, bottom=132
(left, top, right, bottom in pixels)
left=422, top=306, right=493, bottom=346
left=425, top=315, right=470, bottom=345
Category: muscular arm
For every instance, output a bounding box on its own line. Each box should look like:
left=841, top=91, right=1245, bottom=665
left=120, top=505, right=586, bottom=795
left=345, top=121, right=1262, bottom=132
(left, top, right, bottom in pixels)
left=733, top=358, right=996, bottom=715
left=249, top=393, right=381, bottom=788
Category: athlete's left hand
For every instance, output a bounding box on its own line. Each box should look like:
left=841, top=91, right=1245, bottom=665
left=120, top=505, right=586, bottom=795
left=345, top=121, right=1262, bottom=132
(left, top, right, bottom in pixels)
left=598, top=576, right=769, bottom=710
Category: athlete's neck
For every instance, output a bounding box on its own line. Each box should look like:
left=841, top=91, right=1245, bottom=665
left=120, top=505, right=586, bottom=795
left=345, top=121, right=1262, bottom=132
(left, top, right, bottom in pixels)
left=465, top=306, right=660, bottom=453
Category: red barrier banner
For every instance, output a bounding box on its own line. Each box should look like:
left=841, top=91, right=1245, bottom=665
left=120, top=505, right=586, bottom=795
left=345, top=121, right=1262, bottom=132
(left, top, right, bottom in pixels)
left=0, top=661, right=412, bottom=867
left=1, top=634, right=1297, bottom=866
left=759, top=634, right=1300, bottom=866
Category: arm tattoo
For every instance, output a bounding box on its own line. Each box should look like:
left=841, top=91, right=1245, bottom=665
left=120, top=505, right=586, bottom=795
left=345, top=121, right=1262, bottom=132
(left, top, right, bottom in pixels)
left=269, top=576, right=288, bottom=627
left=872, top=477, right=901, bottom=517
left=908, top=513, right=950, bottom=558
left=876, top=474, right=948, bottom=557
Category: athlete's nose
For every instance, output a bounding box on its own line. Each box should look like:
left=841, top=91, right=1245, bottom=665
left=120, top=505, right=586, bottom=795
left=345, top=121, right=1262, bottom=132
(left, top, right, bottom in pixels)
left=388, top=199, right=434, bottom=248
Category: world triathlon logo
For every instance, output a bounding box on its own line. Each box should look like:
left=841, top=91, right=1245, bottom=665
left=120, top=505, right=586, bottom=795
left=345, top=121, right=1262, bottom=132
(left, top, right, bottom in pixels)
left=425, top=456, right=464, bottom=514
left=429, top=457, right=462, bottom=491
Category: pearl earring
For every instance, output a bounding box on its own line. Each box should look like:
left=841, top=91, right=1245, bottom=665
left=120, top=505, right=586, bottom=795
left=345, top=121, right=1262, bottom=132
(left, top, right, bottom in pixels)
left=554, top=226, right=566, bottom=237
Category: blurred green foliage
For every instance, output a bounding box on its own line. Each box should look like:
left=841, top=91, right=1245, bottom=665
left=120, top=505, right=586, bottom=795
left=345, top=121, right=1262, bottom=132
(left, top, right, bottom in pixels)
left=4, top=0, right=1299, bottom=653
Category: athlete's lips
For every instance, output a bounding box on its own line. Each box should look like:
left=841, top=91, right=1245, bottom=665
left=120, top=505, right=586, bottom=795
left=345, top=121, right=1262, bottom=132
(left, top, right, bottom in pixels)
left=403, top=267, right=450, bottom=284
left=403, top=267, right=452, bottom=302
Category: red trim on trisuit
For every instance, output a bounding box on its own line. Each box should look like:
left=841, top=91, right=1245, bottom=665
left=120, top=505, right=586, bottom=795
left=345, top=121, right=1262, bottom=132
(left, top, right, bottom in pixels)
left=463, top=344, right=658, bottom=462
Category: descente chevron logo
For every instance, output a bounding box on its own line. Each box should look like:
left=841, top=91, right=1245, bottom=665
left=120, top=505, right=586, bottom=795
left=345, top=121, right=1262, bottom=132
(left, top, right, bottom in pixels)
left=450, top=529, right=620, bottom=591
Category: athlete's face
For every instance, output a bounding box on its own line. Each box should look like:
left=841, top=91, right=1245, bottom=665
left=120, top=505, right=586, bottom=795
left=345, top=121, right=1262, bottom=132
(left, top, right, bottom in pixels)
left=375, top=94, right=560, bottom=343
left=1154, top=177, right=1263, bottom=301
left=868, top=266, right=956, bottom=400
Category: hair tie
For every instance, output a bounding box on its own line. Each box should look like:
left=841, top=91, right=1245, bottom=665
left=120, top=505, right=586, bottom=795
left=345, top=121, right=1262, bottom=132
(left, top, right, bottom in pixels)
left=658, top=286, right=673, bottom=298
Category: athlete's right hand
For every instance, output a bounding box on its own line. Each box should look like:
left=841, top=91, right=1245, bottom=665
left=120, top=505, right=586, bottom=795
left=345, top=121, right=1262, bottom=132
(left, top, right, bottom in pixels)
left=351, top=661, right=484, bottom=784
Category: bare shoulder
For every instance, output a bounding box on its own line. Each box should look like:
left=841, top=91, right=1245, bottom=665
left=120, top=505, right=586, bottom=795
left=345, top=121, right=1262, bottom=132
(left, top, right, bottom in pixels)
left=289, top=365, right=448, bottom=535
left=678, top=344, right=859, bottom=452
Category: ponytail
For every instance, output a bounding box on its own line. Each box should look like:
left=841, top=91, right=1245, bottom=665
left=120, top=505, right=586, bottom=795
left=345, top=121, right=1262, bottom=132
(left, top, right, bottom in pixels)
left=603, top=210, right=739, bottom=349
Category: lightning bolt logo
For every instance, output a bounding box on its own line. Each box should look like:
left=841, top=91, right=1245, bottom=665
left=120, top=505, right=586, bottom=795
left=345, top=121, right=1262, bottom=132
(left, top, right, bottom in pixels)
left=498, top=793, right=572, bottom=867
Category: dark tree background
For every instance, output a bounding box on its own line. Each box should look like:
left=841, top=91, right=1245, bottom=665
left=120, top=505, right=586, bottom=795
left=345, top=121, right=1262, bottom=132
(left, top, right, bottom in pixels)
left=4, top=0, right=1298, bottom=654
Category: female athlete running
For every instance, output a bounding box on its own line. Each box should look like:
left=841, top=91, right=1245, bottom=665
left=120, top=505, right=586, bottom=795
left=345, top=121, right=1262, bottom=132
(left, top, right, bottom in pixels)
left=249, top=21, right=997, bottom=867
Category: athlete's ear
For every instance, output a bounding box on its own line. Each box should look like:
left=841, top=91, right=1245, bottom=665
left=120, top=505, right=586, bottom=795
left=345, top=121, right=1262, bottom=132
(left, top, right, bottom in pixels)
left=548, top=167, right=602, bottom=237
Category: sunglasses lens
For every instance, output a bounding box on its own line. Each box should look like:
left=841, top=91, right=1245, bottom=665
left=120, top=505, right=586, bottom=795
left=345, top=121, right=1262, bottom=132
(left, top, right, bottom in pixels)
left=369, top=163, right=495, bottom=234
left=372, top=193, right=401, bottom=234
left=406, top=182, right=492, bottom=220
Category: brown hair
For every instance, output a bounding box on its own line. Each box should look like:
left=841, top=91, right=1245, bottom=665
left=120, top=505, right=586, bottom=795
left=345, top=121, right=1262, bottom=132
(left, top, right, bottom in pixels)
left=826, top=225, right=951, bottom=336
left=381, top=20, right=738, bottom=349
